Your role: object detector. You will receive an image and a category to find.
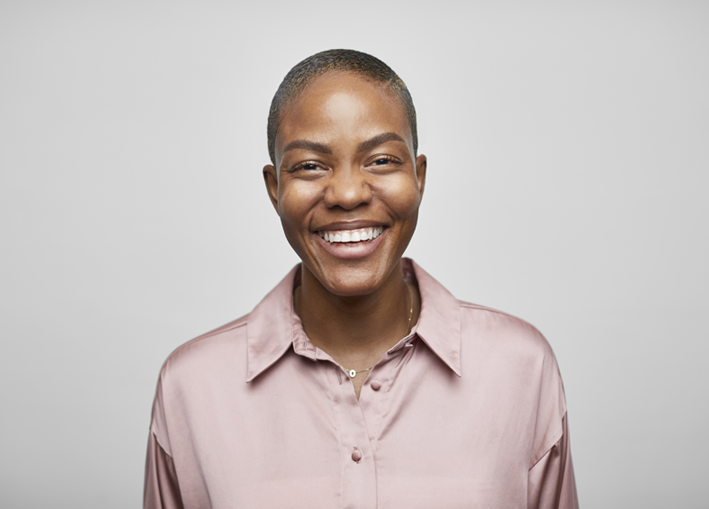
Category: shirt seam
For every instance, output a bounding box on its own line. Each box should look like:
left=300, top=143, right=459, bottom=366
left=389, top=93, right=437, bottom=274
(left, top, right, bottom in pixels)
left=166, top=320, right=248, bottom=364
left=528, top=410, right=567, bottom=471
left=458, top=301, right=540, bottom=329
left=149, top=425, right=172, bottom=460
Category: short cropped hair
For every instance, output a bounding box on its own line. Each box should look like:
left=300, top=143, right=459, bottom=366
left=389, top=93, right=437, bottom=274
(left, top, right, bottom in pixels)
left=267, top=49, right=418, bottom=165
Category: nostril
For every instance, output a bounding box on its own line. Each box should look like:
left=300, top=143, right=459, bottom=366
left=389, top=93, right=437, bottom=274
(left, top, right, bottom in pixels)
left=324, top=181, right=373, bottom=210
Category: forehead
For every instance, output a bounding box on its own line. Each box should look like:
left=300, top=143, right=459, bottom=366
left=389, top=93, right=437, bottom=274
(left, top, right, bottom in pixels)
left=276, top=72, right=411, bottom=152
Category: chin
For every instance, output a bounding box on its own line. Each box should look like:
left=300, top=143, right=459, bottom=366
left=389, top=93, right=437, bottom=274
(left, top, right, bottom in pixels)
left=314, top=261, right=397, bottom=297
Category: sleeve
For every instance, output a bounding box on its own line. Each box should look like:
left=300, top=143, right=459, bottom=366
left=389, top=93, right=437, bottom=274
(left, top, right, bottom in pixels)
left=527, top=412, right=579, bottom=509
left=144, top=368, right=186, bottom=509
left=144, top=431, right=185, bottom=509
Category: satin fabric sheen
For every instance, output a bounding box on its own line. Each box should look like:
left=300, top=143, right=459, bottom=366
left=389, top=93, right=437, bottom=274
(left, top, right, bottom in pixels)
left=144, top=259, right=578, bottom=508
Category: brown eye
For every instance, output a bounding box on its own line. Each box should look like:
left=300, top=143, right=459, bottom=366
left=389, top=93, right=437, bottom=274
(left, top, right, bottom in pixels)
left=290, top=161, right=323, bottom=172
left=371, top=156, right=398, bottom=166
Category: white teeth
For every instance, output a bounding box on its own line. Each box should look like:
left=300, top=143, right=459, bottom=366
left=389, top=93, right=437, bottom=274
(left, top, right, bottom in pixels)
left=319, top=226, right=383, bottom=244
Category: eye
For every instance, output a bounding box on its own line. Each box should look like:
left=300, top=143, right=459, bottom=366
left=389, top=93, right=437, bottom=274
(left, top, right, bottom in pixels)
left=370, top=155, right=399, bottom=166
left=290, top=161, right=324, bottom=173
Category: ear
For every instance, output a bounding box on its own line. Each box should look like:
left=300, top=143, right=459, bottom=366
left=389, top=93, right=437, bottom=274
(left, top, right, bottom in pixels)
left=263, top=164, right=280, bottom=214
left=415, top=154, right=427, bottom=201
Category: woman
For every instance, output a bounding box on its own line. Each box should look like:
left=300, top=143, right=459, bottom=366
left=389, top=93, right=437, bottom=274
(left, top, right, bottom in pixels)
left=144, top=49, right=578, bottom=508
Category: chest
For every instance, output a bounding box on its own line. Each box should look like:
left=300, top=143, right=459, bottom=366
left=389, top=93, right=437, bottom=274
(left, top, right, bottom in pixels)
left=169, top=345, right=538, bottom=509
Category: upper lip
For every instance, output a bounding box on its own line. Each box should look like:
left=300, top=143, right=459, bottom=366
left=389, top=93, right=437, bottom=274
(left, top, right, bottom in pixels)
left=313, top=220, right=386, bottom=232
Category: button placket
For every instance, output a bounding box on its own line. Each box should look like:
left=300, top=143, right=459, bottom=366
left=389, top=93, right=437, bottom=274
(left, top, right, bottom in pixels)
left=331, top=366, right=377, bottom=509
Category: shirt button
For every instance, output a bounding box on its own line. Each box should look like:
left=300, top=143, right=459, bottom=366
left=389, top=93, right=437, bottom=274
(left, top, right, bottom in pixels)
left=370, top=380, right=382, bottom=391
left=351, top=448, right=362, bottom=463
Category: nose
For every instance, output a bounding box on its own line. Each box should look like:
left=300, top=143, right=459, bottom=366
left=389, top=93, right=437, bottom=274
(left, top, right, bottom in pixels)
left=323, top=165, right=373, bottom=210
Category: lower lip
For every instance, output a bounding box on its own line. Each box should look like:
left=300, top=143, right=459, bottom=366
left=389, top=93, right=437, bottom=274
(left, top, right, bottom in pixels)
left=315, top=229, right=386, bottom=260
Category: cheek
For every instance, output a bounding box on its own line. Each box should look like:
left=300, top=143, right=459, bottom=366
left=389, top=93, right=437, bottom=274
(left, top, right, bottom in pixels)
left=278, top=183, right=321, bottom=229
left=376, top=176, right=421, bottom=217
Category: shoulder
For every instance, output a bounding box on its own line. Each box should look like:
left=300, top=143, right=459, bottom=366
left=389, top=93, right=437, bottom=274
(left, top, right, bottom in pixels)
left=456, top=300, right=564, bottom=409
left=158, top=314, right=250, bottom=388
left=456, top=301, right=568, bottom=462
left=410, top=259, right=558, bottom=377
left=458, top=300, right=556, bottom=362
left=154, top=266, right=300, bottom=390
left=149, top=314, right=251, bottom=455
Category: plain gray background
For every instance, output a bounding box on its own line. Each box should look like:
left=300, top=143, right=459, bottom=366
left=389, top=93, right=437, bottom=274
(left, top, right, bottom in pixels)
left=1, top=1, right=707, bottom=507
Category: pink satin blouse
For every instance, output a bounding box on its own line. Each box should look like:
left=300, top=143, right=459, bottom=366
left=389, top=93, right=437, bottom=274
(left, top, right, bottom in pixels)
left=144, top=259, right=578, bottom=508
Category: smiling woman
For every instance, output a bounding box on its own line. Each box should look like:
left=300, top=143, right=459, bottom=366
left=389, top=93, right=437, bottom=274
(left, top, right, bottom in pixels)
left=144, top=50, right=579, bottom=509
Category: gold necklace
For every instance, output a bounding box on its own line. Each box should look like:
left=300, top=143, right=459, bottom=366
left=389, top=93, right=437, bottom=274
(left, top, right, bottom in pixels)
left=340, top=282, right=415, bottom=378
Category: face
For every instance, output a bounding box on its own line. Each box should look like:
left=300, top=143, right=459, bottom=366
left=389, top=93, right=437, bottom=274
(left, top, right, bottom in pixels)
left=263, top=72, right=426, bottom=297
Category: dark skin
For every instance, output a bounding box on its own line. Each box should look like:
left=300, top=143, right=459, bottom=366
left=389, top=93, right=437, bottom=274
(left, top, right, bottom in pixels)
left=263, top=72, right=426, bottom=398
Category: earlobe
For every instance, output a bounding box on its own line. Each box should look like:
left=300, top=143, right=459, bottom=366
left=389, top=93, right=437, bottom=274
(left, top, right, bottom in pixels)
left=263, top=165, right=280, bottom=214
left=415, top=155, right=427, bottom=200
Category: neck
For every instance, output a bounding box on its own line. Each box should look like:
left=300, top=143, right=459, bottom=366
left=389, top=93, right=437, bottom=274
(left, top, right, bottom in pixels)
left=294, top=260, right=418, bottom=367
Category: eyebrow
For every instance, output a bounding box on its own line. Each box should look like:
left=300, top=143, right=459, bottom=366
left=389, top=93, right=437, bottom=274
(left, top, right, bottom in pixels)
left=282, top=140, right=332, bottom=154
left=357, top=132, right=406, bottom=153
left=281, top=132, right=407, bottom=156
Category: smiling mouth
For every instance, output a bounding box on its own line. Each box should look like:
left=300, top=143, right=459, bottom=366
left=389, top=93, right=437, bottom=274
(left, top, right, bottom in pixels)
left=318, top=226, right=384, bottom=244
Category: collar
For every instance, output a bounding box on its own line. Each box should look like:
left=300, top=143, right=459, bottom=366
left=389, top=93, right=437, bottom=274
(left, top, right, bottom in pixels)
left=245, top=258, right=462, bottom=382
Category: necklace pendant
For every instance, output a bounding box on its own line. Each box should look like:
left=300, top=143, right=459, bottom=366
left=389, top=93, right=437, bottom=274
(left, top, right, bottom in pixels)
left=349, top=369, right=357, bottom=378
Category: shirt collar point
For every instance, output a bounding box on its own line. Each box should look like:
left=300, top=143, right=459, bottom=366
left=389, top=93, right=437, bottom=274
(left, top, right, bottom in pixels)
left=409, top=259, right=464, bottom=377
left=245, top=265, right=301, bottom=383
left=452, top=364, right=463, bottom=378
